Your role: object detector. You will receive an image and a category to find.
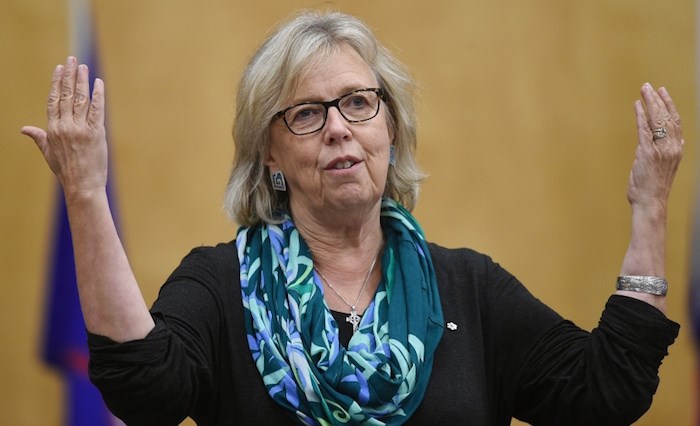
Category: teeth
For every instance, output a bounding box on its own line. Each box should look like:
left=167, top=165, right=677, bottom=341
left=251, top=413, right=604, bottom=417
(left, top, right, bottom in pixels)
left=333, top=160, right=355, bottom=169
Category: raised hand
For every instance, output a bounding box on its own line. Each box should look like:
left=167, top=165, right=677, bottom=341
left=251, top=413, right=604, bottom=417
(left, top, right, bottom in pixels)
left=628, top=83, right=684, bottom=210
left=617, top=83, right=684, bottom=312
left=21, top=57, right=154, bottom=341
left=21, top=56, right=107, bottom=199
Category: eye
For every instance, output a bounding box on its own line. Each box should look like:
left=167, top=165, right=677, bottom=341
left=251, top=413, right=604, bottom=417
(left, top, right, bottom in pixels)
left=288, top=104, right=323, bottom=124
left=345, top=94, right=370, bottom=109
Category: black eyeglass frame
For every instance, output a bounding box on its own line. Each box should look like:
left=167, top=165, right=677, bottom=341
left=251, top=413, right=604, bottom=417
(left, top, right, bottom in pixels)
left=274, top=88, right=386, bottom=136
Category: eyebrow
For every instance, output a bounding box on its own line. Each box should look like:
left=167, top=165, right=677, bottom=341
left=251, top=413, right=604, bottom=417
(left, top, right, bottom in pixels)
left=290, top=84, right=373, bottom=105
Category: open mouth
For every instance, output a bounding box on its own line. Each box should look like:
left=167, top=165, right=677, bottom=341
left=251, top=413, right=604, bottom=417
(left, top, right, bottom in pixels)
left=331, top=160, right=357, bottom=170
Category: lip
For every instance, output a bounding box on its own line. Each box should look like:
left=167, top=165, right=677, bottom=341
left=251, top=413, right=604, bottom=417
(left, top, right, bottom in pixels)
left=324, top=155, right=363, bottom=171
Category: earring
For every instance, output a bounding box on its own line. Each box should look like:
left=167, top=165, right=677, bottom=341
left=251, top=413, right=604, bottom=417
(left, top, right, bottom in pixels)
left=270, top=170, right=287, bottom=191
left=389, top=145, right=396, bottom=166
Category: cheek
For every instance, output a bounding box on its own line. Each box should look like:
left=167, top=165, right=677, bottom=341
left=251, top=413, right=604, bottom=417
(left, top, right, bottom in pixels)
left=366, top=134, right=392, bottom=172
left=279, top=145, right=321, bottom=180
left=371, top=122, right=394, bottom=159
left=268, top=129, right=317, bottom=172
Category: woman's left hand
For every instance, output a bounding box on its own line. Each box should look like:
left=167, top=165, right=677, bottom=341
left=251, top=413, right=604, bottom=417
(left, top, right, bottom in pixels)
left=618, top=84, right=683, bottom=311
left=627, top=83, right=684, bottom=210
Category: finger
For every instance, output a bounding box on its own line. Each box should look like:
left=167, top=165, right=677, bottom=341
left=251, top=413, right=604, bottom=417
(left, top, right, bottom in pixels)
left=640, top=83, right=664, bottom=113
left=73, top=64, right=90, bottom=122
left=640, top=83, right=671, bottom=130
left=633, top=99, right=652, bottom=143
left=59, top=56, right=78, bottom=118
left=87, top=78, right=105, bottom=129
left=47, top=64, right=64, bottom=121
left=657, top=87, right=681, bottom=126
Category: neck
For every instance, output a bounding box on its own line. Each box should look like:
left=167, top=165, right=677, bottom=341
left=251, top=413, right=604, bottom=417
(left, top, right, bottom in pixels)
left=292, top=200, right=384, bottom=276
left=290, top=200, right=384, bottom=313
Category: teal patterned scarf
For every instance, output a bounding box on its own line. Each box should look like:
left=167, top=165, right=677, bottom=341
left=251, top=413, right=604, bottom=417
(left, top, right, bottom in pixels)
left=236, top=198, right=444, bottom=425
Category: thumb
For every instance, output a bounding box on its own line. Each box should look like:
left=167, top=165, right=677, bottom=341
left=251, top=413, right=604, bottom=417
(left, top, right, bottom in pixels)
left=20, top=126, right=48, bottom=150
left=20, top=125, right=46, bottom=140
left=20, top=126, right=48, bottom=156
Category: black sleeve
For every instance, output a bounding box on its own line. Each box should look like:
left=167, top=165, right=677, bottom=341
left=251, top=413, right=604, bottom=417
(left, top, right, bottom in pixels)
left=472, top=252, right=680, bottom=425
left=88, top=245, right=232, bottom=426
left=512, top=295, right=679, bottom=426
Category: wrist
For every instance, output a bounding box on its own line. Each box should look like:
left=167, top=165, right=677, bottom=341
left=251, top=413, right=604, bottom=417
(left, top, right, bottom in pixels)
left=616, top=275, right=668, bottom=296
left=63, top=186, right=109, bottom=206
left=620, top=200, right=668, bottom=279
left=630, top=199, right=667, bottom=219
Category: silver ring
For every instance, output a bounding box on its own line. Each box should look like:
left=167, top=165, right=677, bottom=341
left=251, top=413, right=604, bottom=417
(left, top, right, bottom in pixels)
left=652, top=127, right=667, bottom=140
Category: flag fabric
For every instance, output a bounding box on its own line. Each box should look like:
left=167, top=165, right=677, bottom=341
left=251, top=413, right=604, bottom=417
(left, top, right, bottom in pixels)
left=41, top=0, right=119, bottom=424
left=43, top=194, right=115, bottom=425
left=692, top=178, right=700, bottom=422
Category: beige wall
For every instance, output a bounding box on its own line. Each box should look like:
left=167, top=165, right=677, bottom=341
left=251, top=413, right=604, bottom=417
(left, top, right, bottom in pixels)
left=2, top=0, right=696, bottom=424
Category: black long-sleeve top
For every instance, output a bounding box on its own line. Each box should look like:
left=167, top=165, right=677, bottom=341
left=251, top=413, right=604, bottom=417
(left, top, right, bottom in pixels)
left=88, top=242, right=679, bottom=425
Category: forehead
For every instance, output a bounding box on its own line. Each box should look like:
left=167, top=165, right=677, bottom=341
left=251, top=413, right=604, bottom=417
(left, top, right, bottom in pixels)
left=291, top=44, right=378, bottom=102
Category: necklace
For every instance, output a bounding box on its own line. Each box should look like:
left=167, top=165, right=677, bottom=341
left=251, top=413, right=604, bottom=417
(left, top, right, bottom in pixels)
left=315, top=254, right=378, bottom=333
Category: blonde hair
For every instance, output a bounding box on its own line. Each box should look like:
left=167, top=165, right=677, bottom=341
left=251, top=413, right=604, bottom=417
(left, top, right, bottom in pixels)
left=224, top=10, right=424, bottom=226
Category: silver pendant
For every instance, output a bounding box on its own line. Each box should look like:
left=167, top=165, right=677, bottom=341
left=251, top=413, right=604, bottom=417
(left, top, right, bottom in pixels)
left=346, top=309, right=361, bottom=333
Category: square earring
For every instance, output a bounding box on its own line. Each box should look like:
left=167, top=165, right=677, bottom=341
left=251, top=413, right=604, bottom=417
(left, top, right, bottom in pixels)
left=270, top=170, right=287, bottom=191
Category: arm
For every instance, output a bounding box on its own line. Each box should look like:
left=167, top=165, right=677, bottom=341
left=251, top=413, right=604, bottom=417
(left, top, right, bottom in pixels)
left=507, top=84, right=683, bottom=424
left=88, top=245, right=232, bottom=425
left=616, top=83, right=684, bottom=314
left=21, top=57, right=154, bottom=342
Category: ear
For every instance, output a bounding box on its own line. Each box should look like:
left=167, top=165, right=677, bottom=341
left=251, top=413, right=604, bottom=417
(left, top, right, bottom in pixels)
left=263, top=145, right=279, bottom=170
left=386, top=113, right=396, bottom=143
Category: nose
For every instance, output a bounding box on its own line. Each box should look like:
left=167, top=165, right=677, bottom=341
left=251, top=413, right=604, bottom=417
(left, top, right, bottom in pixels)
left=323, top=106, right=351, bottom=143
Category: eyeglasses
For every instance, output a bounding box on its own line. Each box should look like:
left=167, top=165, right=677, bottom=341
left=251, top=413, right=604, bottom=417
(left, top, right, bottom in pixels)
left=274, top=88, right=385, bottom=136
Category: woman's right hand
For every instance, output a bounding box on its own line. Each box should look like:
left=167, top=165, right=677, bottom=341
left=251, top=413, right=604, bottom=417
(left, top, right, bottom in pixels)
left=21, top=56, right=107, bottom=199
left=22, top=57, right=154, bottom=341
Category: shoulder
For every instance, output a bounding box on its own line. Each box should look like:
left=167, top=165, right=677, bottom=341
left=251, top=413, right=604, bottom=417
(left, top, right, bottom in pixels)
left=427, top=242, right=503, bottom=284
left=428, top=242, right=491, bottom=265
left=169, top=241, right=240, bottom=280
left=426, top=242, right=507, bottom=315
left=426, top=241, right=551, bottom=317
left=181, top=240, right=239, bottom=266
left=157, top=241, right=240, bottom=309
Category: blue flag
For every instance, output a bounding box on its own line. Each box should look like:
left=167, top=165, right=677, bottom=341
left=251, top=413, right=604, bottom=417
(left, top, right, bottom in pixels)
left=42, top=192, right=116, bottom=425
left=691, top=177, right=700, bottom=417
left=41, top=1, right=119, bottom=424
left=694, top=206, right=700, bottom=336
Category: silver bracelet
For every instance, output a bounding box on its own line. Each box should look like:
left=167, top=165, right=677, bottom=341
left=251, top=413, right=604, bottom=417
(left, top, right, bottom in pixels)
left=616, top=275, right=668, bottom=296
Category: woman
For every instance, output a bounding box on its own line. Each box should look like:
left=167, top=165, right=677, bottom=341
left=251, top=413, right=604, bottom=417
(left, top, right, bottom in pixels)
left=22, top=11, right=682, bottom=426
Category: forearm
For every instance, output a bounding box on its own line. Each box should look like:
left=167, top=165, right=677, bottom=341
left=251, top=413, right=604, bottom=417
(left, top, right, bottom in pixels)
left=89, top=323, right=199, bottom=426
left=66, top=189, right=154, bottom=342
left=614, top=83, right=685, bottom=315
left=617, top=204, right=667, bottom=313
left=516, top=296, right=679, bottom=425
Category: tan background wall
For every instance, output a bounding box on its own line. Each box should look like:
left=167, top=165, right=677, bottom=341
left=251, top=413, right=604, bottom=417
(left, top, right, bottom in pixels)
left=2, top=0, right=696, bottom=424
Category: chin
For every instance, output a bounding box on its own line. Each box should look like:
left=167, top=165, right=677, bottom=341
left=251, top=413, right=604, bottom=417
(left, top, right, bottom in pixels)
left=330, top=190, right=381, bottom=210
